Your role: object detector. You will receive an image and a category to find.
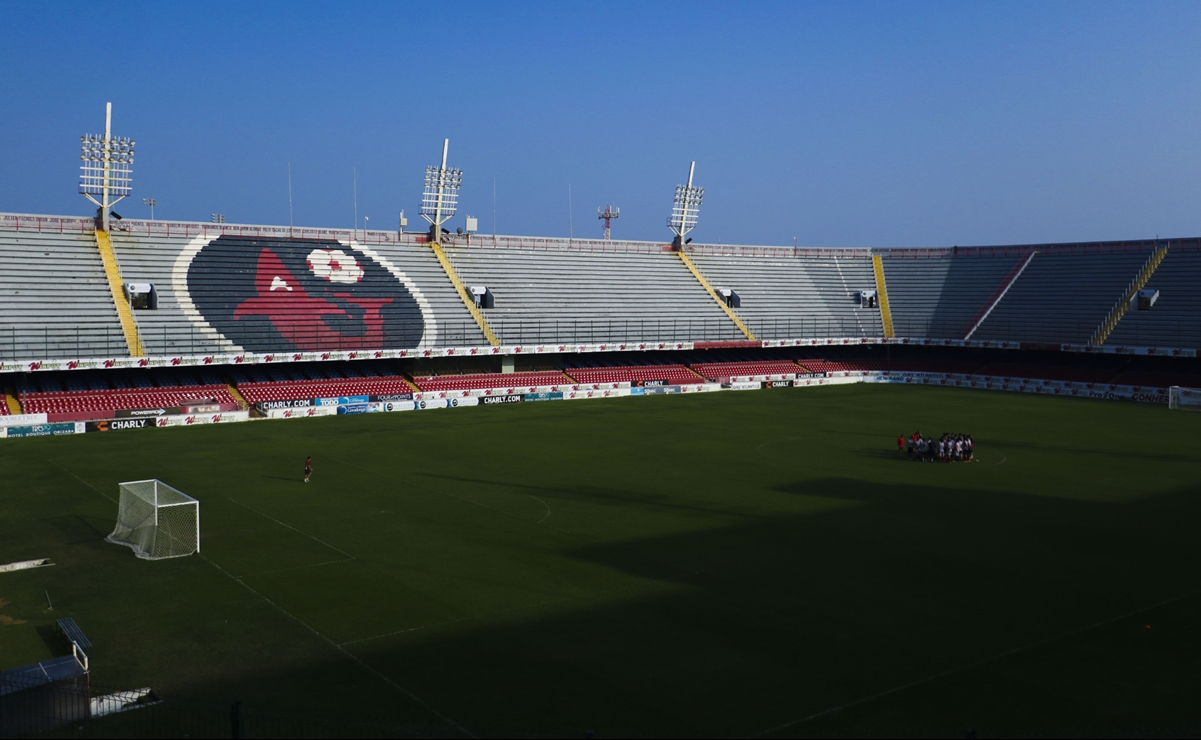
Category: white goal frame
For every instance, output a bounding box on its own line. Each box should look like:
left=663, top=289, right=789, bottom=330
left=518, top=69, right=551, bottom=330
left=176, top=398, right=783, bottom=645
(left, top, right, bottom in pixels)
left=105, top=479, right=200, bottom=560
left=1168, top=386, right=1201, bottom=410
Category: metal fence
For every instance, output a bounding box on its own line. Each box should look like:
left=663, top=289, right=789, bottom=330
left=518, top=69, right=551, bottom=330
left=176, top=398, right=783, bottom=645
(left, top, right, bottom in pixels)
left=2, top=316, right=1199, bottom=363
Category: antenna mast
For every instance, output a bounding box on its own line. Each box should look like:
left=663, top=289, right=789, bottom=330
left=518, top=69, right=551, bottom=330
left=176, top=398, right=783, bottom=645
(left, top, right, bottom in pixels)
left=598, top=206, right=620, bottom=240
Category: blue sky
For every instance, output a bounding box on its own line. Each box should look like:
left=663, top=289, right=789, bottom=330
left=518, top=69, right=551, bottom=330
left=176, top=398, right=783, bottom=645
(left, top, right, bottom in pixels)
left=2, top=1, right=1199, bottom=247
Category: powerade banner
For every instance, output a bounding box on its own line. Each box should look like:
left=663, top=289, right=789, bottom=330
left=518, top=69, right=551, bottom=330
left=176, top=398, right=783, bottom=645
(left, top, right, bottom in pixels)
left=6, top=422, right=83, bottom=438
left=481, top=394, right=523, bottom=405
left=87, top=418, right=154, bottom=432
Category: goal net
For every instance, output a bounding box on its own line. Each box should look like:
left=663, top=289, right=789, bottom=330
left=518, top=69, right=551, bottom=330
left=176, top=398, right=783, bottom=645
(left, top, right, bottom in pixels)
left=1169, top=386, right=1201, bottom=411
left=106, top=480, right=200, bottom=560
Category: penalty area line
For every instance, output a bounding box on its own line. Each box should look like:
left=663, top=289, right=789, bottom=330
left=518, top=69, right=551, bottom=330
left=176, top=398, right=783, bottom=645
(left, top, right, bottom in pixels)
left=199, top=554, right=476, bottom=739
left=228, top=498, right=356, bottom=559
left=47, top=459, right=118, bottom=504
left=752, top=587, right=1201, bottom=737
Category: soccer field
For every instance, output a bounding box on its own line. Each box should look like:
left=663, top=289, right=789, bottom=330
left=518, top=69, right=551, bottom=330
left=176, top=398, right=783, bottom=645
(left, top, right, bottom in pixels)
left=2, top=384, right=1200, bottom=737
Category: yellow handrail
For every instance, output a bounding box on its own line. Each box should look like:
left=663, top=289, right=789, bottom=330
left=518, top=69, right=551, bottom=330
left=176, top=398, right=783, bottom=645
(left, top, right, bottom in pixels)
left=872, top=254, right=894, bottom=338
left=95, top=230, right=145, bottom=357
left=677, top=251, right=756, bottom=341
left=430, top=242, right=500, bottom=346
left=1091, top=245, right=1169, bottom=346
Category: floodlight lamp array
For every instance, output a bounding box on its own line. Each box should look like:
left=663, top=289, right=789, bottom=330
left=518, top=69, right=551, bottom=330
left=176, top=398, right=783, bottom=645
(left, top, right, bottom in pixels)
left=79, top=133, right=135, bottom=197
left=420, top=165, right=463, bottom=223
left=668, top=184, right=704, bottom=236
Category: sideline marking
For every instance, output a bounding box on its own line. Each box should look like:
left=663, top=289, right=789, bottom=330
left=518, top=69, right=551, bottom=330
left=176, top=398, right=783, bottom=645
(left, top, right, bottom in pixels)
left=48, top=459, right=471, bottom=736
left=47, top=459, right=117, bottom=504
left=200, top=555, right=476, bottom=739
left=229, top=498, right=356, bottom=559
left=752, top=588, right=1201, bottom=737
left=226, top=499, right=356, bottom=578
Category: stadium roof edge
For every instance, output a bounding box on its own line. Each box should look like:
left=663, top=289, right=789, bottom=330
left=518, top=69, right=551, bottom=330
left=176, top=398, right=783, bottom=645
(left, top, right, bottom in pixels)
left=1, top=212, right=1197, bottom=258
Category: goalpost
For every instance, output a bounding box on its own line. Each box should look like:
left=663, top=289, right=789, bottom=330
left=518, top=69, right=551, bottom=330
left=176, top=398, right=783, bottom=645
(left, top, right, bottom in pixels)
left=1168, top=386, right=1201, bottom=411
left=106, top=480, right=200, bottom=560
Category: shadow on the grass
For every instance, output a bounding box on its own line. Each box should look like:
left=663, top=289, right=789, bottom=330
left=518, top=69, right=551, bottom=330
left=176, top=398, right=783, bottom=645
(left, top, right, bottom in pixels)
left=40, top=515, right=109, bottom=544
left=26, top=474, right=1201, bottom=738
left=186, top=478, right=1201, bottom=738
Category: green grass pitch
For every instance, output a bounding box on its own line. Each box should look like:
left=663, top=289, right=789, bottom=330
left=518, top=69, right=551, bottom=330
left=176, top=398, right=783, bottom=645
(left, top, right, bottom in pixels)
left=2, top=384, right=1200, bottom=737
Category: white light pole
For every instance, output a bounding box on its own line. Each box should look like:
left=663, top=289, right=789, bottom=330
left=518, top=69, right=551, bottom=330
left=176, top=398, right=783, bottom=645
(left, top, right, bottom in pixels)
left=79, top=102, right=135, bottom=232
left=143, top=197, right=156, bottom=220
left=363, top=216, right=368, bottom=240
left=668, top=161, right=703, bottom=249
left=420, top=139, right=463, bottom=243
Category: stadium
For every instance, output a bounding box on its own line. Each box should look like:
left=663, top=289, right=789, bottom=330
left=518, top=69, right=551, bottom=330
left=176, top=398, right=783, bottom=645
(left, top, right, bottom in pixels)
left=3, top=97, right=1201, bottom=736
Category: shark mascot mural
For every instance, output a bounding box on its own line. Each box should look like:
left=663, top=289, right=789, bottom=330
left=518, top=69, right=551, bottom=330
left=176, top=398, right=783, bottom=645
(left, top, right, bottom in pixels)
left=181, top=236, right=432, bottom=352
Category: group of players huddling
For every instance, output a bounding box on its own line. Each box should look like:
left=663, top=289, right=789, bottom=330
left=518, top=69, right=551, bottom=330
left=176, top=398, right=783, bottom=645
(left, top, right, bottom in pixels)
left=898, top=432, right=975, bottom=462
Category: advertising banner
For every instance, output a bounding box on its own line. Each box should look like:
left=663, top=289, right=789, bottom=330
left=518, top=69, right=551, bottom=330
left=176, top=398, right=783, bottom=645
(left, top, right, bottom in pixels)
left=725, top=381, right=762, bottom=390
left=155, top=411, right=250, bottom=427
left=266, top=406, right=337, bottom=419
left=481, top=394, right=524, bottom=405
left=0, top=413, right=48, bottom=426
left=765, top=380, right=793, bottom=388
left=86, top=418, right=155, bottom=432
left=316, top=396, right=369, bottom=407
left=524, top=392, right=564, bottom=402
left=336, top=404, right=371, bottom=415
left=381, top=400, right=416, bottom=412
left=417, top=399, right=448, bottom=410
left=448, top=397, right=479, bottom=407
left=5, top=422, right=83, bottom=438
left=259, top=399, right=314, bottom=410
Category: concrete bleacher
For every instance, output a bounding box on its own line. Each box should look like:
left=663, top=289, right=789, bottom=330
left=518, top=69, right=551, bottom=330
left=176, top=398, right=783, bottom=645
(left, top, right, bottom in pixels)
left=972, top=249, right=1153, bottom=345
left=107, top=231, right=224, bottom=356
left=687, top=250, right=883, bottom=339
left=365, top=240, right=487, bottom=347
left=0, top=230, right=126, bottom=360
left=1105, top=247, right=1201, bottom=349
left=443, top=245, right=740, bottom=345
left=881, top=252, right=1023, bottom=339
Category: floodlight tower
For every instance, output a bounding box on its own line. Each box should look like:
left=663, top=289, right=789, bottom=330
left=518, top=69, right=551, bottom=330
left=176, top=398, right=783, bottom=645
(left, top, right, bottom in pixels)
left=79, top=102, right=135, bottom=232
left=598, top=206, right=620, bottom=240
left=420, top=139, right=463, bottom=243
left=667, top=161, right=703, bottom=249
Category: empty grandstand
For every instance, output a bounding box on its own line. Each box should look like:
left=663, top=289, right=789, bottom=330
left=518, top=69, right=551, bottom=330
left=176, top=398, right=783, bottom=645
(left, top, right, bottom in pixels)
left=3, top=214, right=1199, bottom=367
left=443, top=242, right=744, bottom=345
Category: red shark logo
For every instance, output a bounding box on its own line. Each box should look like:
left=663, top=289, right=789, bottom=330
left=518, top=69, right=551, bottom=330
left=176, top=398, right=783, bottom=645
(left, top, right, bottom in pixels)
left=232, top=249, right=394, bottom=351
